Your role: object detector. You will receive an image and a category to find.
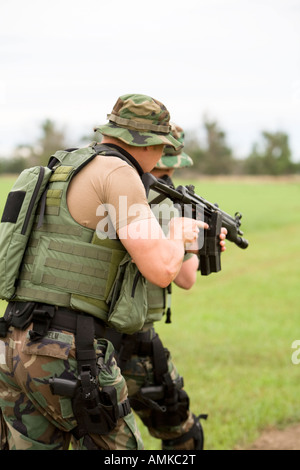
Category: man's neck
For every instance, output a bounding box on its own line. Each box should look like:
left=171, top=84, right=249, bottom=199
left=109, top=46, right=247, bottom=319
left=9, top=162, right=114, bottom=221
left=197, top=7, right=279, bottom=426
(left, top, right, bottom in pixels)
left=99, top=142, right=144, bottom=177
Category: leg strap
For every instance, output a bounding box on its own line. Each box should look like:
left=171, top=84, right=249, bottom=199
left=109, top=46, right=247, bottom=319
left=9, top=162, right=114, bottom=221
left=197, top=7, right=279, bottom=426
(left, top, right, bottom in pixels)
left=162, top=413, right=208, bottom=450
left=75, top=314, right=97, bottom=378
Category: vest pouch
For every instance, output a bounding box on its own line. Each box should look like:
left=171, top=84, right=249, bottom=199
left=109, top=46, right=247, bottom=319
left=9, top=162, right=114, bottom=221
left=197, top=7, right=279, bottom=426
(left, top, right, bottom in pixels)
left=107, top=253, right=147, bottom=334
left=0, top=166, right=53, bottom=300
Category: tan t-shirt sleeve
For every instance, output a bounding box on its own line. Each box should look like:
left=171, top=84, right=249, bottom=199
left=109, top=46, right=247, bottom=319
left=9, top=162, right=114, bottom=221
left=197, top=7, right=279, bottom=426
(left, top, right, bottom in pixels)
left=102, top=164, right=154, bottom=232
left=67, top=155, right=154, bottom=235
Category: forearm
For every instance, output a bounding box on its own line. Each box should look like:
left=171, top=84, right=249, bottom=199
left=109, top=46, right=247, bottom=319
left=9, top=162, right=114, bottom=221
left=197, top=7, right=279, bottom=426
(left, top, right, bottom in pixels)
left=119, top=216, right=205, bottom=288
left=128, top=237, right=185, bottom=288
left=119, top=220, right=185, bottom=287
left=174, top=254, right=199, bottom=289
left=149, top=238, right=185, bottom=287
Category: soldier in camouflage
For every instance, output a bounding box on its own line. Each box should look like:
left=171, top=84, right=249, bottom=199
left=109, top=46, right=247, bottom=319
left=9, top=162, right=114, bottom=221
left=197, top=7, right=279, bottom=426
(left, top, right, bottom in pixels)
left=105, top=124, right=227, bottom=450
left=154, top=123, right=194, bottom=175
left=0, top=94, right=206, bottom=450
left=0, top=332, right=140, bottom=450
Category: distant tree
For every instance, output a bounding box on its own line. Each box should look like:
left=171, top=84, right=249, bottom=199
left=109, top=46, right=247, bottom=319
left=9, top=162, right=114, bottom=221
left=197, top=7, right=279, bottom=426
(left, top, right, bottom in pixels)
left=37, top=119, right=67, bottom=166
left=185, top=117, right=234, bottom=174
left=183, top=130, right=206, bottom=173
left=17, top=119, right=67, bottom=167
left=244, top=130, right=295, bottom=175
left=202, top=118, right=234, bottom=174
left=0, top=156, right=27, bottom=174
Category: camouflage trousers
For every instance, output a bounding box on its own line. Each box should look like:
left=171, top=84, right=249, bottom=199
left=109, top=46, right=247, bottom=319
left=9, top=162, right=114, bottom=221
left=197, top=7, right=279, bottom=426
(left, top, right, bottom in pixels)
left=119, top=328, right=197, bottom=450
left=0, top=324, right=143, bottom=450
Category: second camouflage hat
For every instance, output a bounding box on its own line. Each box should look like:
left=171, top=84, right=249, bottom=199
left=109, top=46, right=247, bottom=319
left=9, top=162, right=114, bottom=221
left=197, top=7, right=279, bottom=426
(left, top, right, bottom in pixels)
left=94, top=94, right=182, bottom=150
left=155, top=123, right=193, bottom=169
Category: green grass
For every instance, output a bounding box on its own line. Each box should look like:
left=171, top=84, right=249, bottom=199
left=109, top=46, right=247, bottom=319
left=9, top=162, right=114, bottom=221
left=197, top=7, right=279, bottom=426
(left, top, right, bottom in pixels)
left=151, top=177, right=300, bottom=450
left=1, top=175, right=300, bottom=449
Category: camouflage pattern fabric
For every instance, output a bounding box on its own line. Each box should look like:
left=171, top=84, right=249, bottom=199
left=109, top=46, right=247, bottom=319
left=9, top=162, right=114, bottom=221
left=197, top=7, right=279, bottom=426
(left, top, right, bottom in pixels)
left=94, top=94, right=182, bottom=150
left=121, top=327, right=197, bottom=450
left=155, top=123, right=194, bottom=169
left=0, top=408, right=8, bottom=450
left=0, top=324, right=143, bottom=450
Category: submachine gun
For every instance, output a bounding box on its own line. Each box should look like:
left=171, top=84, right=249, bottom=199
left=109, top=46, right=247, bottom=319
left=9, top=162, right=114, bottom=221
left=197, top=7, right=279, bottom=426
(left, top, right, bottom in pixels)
left=142, top=173, right=249, bottom=276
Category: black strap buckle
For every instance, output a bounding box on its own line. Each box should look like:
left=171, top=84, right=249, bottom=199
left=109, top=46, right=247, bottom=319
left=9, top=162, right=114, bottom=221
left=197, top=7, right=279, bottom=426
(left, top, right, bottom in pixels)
left=0, top=318, right=8, bottom=338
left=4, top=301, right=36, bottom=330
left=118, top=398, right=131, bottom=418
left=29, top=305, right=55, bottom=341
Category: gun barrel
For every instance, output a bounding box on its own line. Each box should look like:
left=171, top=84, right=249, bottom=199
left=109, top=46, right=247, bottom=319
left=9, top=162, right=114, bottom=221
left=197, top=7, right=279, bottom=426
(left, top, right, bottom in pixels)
left=218, top=214, right=249, bottom=249
left=145, top=173, right=249, bottom=250
left=224, top=228, right=249, bottom=248
left=234, top=235, right=249, bottom=249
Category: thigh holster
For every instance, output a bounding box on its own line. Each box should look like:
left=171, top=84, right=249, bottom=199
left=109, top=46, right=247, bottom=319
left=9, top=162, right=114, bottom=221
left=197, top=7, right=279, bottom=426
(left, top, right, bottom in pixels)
left=2, top=301, right=132, bottom=438
left=50, top=313, right=131, bottom=437
left=113, top=328, right=190, bottom=428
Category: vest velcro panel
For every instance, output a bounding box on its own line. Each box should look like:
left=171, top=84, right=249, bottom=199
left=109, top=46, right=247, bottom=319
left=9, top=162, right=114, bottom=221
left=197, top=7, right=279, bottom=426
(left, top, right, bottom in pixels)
left=18, top=234, right=126, bottom=319
left=14, top=149, right=128, bottom=321
left=31, top=236, right=112, bottom=296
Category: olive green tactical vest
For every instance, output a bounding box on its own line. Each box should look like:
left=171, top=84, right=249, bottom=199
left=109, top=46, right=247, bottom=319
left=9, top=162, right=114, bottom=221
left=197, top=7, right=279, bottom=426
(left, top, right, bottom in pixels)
left=13, top=147, right=179, bottom=326
left=145, top=281, right=168, bottom=323
left=14, top=146, right=128, bottom=322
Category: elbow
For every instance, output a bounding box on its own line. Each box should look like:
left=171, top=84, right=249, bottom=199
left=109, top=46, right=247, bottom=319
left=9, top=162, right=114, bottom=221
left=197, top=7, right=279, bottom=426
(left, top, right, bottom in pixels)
left=136, top=261, right=178, bottom=288
left=176, top=281, right=193, bottom=290
left=174, top=274, right=197, bottom=290
left=136, top=241, right=185, bottom=288
left=147, top=265, right=179, bottom=288
left=155, top=268, right=178, bottom=288
left=157, top=279, right=173, bottom=289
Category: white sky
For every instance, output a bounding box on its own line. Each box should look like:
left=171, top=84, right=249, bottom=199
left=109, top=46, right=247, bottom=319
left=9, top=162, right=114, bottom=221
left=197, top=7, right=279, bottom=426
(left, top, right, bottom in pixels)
left=1, top=0, right=300, bottom=160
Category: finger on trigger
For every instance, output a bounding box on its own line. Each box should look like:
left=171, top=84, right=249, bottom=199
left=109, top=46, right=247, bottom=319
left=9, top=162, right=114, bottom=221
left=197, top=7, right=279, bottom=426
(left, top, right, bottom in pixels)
left=195, top=221, right=209, bottom=230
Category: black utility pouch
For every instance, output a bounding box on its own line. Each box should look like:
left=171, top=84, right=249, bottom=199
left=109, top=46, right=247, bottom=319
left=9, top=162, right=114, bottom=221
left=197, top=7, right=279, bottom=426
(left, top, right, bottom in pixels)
left=72, top=384, right=119, bottom=436
left=0, top=166, right=53, bottom=300
left=0, top=318, right=8, bottom=338
left=4, top=301, right=36, bottom=330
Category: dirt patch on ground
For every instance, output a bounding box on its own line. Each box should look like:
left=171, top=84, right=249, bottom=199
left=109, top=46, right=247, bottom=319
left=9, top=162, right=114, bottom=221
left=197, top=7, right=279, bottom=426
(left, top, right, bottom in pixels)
left=245, top=424, right=300, bottom=450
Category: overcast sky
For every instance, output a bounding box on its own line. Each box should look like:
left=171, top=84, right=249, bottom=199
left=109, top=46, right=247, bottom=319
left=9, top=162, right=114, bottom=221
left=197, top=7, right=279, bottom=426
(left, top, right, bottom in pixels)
left=1, top=0, right=300, bottom=160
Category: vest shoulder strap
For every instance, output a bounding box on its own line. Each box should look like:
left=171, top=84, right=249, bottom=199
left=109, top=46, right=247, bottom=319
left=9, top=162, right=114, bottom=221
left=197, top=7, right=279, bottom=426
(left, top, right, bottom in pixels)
left=92, top=143, right=144, bottom=178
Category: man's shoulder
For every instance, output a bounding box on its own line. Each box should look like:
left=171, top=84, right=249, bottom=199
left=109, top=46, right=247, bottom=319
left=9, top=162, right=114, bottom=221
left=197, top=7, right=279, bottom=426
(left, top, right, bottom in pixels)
left=93, top=154, right=137, bottom=174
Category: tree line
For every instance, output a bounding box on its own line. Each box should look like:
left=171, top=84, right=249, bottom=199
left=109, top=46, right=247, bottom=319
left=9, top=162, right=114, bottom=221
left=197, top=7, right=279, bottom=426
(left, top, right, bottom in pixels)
left=184, top=117, right=300, bottom=176
left=0, top=118, right=299, bottom=176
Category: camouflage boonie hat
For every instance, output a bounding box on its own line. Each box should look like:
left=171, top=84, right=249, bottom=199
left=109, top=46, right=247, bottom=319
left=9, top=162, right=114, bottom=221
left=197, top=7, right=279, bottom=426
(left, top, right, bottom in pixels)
left=94, top=94, right=182, bottom=150
left=155, top=123, right=193, bottom=169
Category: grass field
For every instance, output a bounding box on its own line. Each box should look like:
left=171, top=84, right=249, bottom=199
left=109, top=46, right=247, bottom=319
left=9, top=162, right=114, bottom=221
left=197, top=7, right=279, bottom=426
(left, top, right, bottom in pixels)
left=1, top=174, right=300, bottom=450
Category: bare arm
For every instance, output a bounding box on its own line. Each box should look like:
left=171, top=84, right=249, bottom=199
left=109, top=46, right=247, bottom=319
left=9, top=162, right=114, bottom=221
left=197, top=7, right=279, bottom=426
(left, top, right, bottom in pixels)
left=173, top=255, right=199, bottom=289
left=118, top=217, right=208, bottom=288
